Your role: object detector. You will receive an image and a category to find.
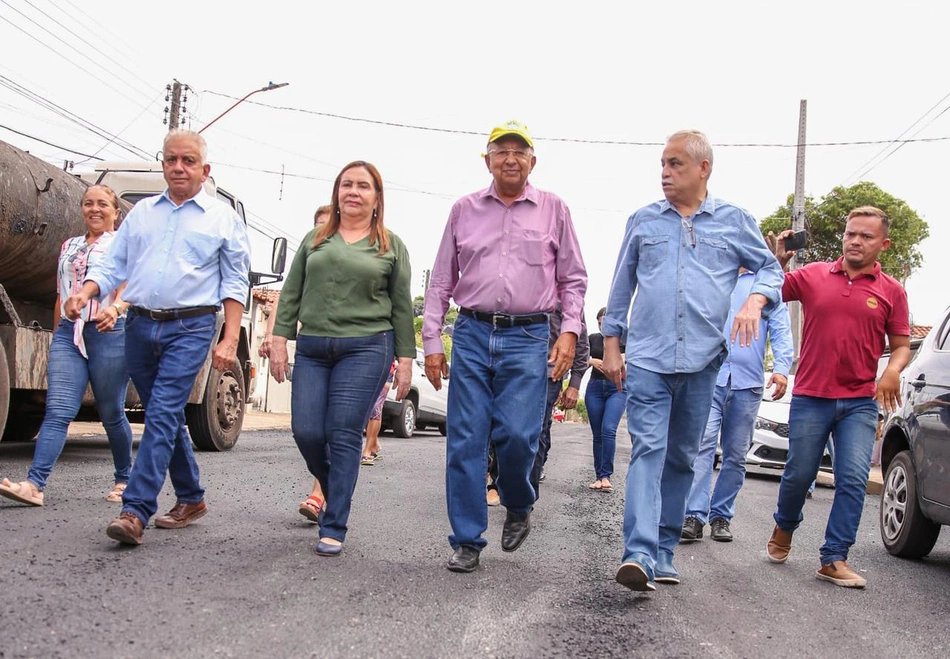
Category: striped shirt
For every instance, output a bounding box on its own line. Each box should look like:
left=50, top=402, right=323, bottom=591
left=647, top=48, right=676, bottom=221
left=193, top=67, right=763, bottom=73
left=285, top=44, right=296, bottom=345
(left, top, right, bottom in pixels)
left=59, top=232, right=121, bottom=356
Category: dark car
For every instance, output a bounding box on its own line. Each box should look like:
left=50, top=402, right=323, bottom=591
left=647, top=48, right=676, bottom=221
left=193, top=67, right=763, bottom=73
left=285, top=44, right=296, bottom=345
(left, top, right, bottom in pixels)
left=879, top=306, right=950, bottom=558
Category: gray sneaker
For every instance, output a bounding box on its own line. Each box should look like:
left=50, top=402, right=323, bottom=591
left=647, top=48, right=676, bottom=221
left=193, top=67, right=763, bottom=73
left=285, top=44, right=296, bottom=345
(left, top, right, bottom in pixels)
left=709, top=517, right=733, bottom=542
left=680, top=516, right=704, bottom=542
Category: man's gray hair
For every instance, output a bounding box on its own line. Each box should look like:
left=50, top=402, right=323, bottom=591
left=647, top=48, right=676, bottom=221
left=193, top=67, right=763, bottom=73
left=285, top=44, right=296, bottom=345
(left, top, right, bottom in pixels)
left=163, top=129, right=208, bottom=162
left=668, top=129, right=713, bottom=173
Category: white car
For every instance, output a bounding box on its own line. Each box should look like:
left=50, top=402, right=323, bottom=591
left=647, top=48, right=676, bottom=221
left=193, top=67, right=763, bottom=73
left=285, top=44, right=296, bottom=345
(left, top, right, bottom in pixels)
left=382, top=349, right=448, bottom=437
left=744, top=374, right=833, bottom=472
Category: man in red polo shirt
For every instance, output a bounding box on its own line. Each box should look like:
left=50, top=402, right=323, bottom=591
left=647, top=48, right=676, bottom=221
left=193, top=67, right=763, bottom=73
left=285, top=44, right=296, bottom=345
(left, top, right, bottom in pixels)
left=765, top=206, right=911, bottom=588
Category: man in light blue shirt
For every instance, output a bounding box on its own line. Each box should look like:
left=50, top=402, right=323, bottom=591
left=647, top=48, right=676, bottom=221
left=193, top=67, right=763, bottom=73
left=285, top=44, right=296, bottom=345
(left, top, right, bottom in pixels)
left=602, top=130, right=783, bottom=592
left=65, top=129, right=250, bottom=546
left=681, top=269, right=793, bottom=543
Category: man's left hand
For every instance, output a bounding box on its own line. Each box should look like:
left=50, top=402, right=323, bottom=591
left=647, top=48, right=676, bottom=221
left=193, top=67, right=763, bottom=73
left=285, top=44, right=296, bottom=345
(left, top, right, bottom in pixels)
left=559, top=386, right=580, bottom=410
left=730, top=294, right=767, bottom=348
left=875, top=368, right=903, bottom=414
left=548, top=332, right=577, bottom=381
left=212, top=336, right=239, bottom=371
left=768, top=373, right=788, bottom=400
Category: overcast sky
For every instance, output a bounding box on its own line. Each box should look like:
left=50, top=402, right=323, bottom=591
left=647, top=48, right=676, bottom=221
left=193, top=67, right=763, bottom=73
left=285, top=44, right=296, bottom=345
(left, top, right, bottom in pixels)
left=2, top=0, right=947, bottom=326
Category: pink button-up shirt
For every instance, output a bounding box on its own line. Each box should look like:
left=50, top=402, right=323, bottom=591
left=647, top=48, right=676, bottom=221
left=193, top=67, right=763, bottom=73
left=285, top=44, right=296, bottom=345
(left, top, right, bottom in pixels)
left=423, top=182, right=587, bottom=355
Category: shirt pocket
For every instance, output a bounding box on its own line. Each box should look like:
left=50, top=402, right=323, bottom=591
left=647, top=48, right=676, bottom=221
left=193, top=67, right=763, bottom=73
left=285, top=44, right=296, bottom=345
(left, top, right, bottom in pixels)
left=697, top=236, right=729, bottom=268
left=639, top=235, right=669, bottom=271
left=183, top=232, right=220, bottom=267
left=521, top=230, right=550, bottom=266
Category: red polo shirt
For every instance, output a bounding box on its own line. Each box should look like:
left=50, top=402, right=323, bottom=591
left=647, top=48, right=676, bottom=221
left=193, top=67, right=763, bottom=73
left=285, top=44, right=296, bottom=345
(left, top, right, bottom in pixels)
left=784, top=258, right=909, bottom=399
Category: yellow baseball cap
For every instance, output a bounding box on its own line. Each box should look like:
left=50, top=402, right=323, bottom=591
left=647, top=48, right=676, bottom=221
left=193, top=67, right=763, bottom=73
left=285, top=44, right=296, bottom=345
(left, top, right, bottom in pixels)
left=488, top=120, right=534, bottom=148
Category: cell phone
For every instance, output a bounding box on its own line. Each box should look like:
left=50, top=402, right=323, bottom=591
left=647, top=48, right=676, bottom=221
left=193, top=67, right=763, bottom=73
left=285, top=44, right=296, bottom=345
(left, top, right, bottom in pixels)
left=784, top=229, right=807, bottom=251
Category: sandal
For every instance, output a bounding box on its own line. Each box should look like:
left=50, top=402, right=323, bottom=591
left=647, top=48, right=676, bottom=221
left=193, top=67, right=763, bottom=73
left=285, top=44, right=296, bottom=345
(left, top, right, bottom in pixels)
left=360, top=455, right=376, bottom=466
left=0, top=478, right=44, bottom=506
left=588, top=479, right=603, bottom=490
left=600, top=480, right=614, bottom=493
left=106, top=482, right=127, bottom=503
left=298, top=495, right=324, bottom=523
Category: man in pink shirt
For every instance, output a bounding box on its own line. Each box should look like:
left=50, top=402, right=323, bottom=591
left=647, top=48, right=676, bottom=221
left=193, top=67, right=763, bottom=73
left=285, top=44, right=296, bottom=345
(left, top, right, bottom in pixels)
left=423, top=120, right=588, bottom=573
left=767, top=206, right=911, bottom=588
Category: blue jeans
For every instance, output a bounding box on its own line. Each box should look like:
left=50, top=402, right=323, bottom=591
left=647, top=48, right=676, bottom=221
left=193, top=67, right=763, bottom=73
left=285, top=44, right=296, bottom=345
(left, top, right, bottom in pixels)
left=774, top=396, right=877, bottom=564
left=807, top=437, right=835, bottom=495
left=291, top=332, right=392, bottom=543
left=621, top=358, right=721, bottom=571
left=121, top=311, right=216, bottom=525
left=585, top=378, right=626, bottom=480
left=27, top=319, right=133, bottom=490
left=446, top=314, right=548, bottom=550
left=685, top=382, right=763, bottom=524
left=530, top=378, right=564, bottom=497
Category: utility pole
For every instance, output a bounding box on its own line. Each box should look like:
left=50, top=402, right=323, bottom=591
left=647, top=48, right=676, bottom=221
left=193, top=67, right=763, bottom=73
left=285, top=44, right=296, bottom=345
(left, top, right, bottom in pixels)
left=164, top=80, right=189, bottom=132
left=789, top=99, right=807, bottom=372
left=423, top=268, right=431, bottom=293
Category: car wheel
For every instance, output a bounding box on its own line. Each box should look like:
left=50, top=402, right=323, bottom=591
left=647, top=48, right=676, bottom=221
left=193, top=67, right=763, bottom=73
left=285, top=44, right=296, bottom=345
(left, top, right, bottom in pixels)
left=880, top=450, right=941, bottom=558
left=437, top=423, right=447, bottom=436
left=393, top=398, right=416, bottom=438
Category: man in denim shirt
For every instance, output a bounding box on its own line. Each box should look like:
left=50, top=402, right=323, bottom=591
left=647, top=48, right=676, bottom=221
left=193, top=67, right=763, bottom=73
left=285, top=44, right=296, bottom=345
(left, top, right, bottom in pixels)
left=602, top=130, right=783, bottom=591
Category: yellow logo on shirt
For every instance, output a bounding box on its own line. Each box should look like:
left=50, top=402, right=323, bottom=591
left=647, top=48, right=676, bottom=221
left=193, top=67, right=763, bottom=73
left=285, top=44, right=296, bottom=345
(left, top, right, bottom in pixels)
left=867, top=297, right=879, bottom=309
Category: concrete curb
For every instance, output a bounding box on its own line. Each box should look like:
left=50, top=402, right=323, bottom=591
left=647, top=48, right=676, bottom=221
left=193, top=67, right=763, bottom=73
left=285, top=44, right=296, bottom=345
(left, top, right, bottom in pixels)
left=816, top=466, right=883, bottom=496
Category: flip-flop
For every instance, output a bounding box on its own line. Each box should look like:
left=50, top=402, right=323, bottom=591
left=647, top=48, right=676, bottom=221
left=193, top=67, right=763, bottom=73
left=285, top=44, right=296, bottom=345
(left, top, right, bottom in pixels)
left=106, top=482, right=127, bottom=503
left=298, top=495, right=324, bottom=523
left=0, top=478, right=44, bottom=506
left=371, top=451, right=382, bottom=461
left=361, top=455, right=376, bottom=466
left=588, top=480, right=603, bottom=490
left=600, top=482, right=614, bottom=493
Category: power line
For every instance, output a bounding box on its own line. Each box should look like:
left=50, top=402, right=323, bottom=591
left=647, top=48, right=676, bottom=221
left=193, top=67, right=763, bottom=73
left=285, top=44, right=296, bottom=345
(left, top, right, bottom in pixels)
left=201, top=90, right=950, bottom=149
left=0, top=123, right=103, bottom=159
left=0, top=2, right=156, bottom=107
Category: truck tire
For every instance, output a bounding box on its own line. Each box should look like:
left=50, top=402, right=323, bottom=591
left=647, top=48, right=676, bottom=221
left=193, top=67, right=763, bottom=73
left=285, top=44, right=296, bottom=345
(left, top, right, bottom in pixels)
left=0, top=345, right=9, bottom=440
left=186, top=358, right=245, bottom=452
left=393, top=397, right=416, bottom=438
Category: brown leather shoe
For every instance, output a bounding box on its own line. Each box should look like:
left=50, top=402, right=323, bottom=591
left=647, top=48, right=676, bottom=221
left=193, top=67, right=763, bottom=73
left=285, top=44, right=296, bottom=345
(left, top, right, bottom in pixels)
left=816, top=560, right=867, bottom=588
left=154, top=501, right=208, bottom=529
left=106, top=512, right=144, bottom=546
left=767, top=525, right=793, bottom=563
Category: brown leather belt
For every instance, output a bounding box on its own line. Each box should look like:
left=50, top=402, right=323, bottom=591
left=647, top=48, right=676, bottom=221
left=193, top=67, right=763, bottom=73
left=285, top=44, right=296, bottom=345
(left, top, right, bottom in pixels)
left=459, top=307, right=548, bottom=328
left=129, top=305, right=219, bottom=321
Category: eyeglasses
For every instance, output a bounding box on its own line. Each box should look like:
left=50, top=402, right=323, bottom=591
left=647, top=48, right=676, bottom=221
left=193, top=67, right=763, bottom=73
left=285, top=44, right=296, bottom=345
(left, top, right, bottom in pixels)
left=487, top=148, right=533, bottom=161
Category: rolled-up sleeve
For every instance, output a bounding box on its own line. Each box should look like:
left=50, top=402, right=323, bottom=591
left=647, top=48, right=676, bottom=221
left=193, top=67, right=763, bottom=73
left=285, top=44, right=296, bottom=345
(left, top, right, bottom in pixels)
left=86, top=212, right=131, bottom=299
left=219, top=214, right=251, bottom=306
left=422, top=205, right=461, bottom=356
left=769, top=303, right=794, bottom=377
left=602, top=213, right=639, bottom=341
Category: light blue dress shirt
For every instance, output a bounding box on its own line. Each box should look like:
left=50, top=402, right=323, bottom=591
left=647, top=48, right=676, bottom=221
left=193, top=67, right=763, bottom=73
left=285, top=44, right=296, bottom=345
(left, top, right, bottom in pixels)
left=602, top=195, right=784, bottom=375
left=87, top=189, right=251, bottom=309
left=716, top=270, right=793, bottom=389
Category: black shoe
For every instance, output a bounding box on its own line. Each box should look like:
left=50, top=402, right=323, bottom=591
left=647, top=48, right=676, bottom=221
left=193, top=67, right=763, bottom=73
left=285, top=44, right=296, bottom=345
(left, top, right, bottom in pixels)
left=680, top=516, right=704, bottom=543
left=501, top=511, right=531, bottom=552
left=709, top=517, right=733, bottom=542
left=447, top=546, right=480, bottom=573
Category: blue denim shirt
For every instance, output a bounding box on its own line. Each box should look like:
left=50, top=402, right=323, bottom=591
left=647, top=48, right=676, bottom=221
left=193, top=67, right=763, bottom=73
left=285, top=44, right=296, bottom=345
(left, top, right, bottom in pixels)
left=717, top=271, right=793, bottom=390
left=602, top=195, right=783, bottom=375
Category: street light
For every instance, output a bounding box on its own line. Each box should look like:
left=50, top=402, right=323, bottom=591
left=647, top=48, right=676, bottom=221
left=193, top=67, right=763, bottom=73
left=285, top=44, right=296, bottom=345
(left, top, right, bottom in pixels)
left=198, top=82, right=289, bottom=134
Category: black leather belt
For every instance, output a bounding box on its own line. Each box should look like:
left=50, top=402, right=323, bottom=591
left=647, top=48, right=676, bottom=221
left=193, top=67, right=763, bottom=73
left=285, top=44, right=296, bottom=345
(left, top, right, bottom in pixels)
left=459, top=307, right=548, bottom=328
left=129, top=305, right=219, bottom=321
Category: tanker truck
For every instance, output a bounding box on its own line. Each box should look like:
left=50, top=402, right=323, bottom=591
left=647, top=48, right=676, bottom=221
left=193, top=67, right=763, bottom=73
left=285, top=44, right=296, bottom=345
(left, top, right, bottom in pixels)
left=0, top=139, right=286, bottom=451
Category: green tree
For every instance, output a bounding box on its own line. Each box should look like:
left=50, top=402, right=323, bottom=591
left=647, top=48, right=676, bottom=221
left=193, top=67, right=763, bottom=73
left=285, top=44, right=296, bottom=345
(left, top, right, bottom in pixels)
left=759, top=181, right=929, bottom=280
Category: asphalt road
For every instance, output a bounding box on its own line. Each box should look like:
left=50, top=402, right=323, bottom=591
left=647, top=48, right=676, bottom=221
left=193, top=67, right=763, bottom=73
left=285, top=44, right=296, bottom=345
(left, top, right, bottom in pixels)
left=1, top=422, right=949, bottom=659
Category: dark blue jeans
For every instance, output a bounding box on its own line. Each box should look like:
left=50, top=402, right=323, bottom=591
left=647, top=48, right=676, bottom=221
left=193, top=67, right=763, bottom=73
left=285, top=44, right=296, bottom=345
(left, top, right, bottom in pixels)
left=530, top=378, right=564, bottom=498
left=774, top=395, right=877, bottom=564
left=121, top=311, right=216, bottom=525
left=446, top=314, right=548, bottom=550
left=290, top=332, right=393, bottom=543
left=585, top=378, right=627, bottom=480
left=28, top=319, right=133, bottom=490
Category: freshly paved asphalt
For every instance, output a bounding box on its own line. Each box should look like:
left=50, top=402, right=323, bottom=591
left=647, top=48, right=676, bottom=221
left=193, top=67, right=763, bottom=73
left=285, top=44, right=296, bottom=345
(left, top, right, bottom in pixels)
left=1, top=420, right=949, bottom=659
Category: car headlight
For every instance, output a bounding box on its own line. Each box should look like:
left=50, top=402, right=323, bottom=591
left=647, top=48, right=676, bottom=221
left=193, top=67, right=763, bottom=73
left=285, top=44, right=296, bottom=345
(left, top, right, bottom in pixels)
left=755, top=417, right=779, bottom=432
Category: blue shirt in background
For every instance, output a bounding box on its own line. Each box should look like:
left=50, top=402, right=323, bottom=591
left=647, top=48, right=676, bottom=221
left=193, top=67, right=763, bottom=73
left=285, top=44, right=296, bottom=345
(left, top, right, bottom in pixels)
left=717, top=270, right=793, bottom=390
left=87, top=189, right=251, bottom=310
left=602, top=194, right=784, bottom=374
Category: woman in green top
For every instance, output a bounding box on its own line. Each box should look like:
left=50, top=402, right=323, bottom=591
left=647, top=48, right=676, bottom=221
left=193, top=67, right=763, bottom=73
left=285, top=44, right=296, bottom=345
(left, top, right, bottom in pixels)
left=269, top=161, right=415, bottom=557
